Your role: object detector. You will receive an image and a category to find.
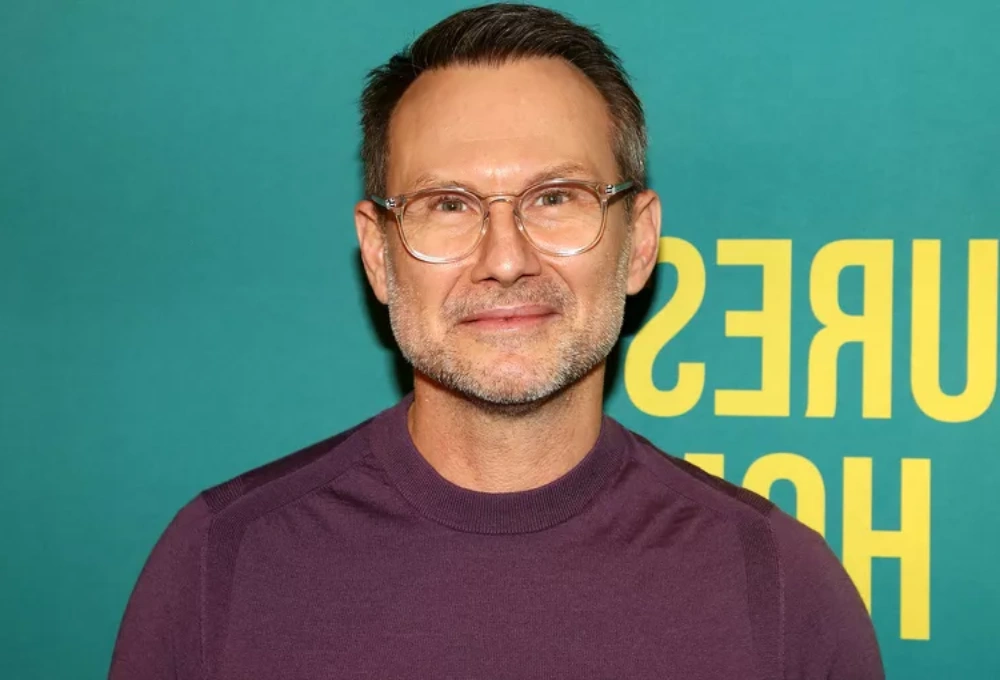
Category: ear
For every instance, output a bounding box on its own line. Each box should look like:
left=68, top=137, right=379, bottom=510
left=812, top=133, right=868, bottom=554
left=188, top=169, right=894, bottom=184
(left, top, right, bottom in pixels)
left=354, top=199, right=390, bottom=304
left=626, top=189, right=663, bottom=295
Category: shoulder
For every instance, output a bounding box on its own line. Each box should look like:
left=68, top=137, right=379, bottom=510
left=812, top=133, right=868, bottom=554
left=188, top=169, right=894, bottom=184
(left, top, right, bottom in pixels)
left=623, top=427, right=777, bottom=524
left=770, top=509, right=885, bottom=677
left=110, top=419, right=375, bottom=678
left=622, top=425, right=883, bottom=678
left=146, top=416, right=375, bottom=568
left=146, top=415, right=375, bottom=567
left=199, top=416, right=373, bottom=517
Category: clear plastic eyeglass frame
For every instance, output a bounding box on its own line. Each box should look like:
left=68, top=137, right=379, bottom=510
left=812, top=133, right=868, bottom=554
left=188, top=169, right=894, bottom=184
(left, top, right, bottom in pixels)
left=369, top=178, right=635, bottom=264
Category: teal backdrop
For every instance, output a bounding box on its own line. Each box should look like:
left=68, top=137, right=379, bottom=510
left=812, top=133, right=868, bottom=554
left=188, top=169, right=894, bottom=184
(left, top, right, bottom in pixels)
left=2, top=1, right=998, bottom=677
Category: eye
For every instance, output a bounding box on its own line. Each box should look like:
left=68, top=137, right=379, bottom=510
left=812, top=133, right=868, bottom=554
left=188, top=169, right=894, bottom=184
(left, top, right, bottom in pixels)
left=534, top=189, right=571, bottom=207
left=430, top=195, right=471, bottom=213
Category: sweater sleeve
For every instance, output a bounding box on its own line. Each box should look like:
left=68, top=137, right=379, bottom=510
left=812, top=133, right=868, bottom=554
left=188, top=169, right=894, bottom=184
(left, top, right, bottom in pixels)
left=770, top=509, right=885, bottom=680
left=108, top=494, right=211, bottom=680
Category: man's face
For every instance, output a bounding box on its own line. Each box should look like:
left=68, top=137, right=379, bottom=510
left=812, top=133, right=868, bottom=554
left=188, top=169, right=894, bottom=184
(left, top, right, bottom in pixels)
left=357, top=58, right=659, bottom=407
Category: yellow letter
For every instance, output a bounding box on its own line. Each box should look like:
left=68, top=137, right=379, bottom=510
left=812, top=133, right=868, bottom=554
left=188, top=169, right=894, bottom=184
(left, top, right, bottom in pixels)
left=684, top=453, right=725, bottom=478
left=807, top=240, right=893, bottom=418
left=742, top=453, right=825, bottom=535
left=911, top=239, right=998, bottom=423
left=625, top=237, right=706, bottom=417
left=715, top=240, right=793, bottom=416
left=842, top=457, right=931, bottom=640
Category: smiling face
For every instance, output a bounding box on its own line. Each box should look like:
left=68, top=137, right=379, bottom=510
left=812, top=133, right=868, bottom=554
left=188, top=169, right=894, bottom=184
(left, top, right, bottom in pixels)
left=356, top=57, right=660, bottom=407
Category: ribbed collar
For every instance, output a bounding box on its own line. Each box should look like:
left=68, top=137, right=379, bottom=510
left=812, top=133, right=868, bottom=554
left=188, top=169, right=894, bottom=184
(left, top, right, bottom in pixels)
left=367, top=395, right=628, bottom=535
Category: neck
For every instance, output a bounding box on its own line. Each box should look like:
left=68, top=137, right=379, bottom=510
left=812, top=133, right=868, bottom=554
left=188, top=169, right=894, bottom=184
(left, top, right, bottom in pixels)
left=407, top=367, right=606, bottom=493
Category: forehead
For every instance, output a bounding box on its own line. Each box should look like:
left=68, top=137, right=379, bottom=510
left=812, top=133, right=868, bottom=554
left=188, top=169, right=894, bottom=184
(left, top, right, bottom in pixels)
left=386, top=58, right=617, bottom=194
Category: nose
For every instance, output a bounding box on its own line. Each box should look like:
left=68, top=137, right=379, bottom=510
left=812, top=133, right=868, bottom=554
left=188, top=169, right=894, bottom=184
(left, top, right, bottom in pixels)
left=468, top=197, right=542, bottom=286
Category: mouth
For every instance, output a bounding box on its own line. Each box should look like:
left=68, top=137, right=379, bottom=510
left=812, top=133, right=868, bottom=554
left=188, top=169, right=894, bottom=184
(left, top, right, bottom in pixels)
left=459, top=304, right=559, bottom=332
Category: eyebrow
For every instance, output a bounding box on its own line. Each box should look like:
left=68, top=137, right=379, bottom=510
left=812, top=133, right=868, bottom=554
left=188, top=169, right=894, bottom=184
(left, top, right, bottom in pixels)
left=404, top=162, right=597, bottom=195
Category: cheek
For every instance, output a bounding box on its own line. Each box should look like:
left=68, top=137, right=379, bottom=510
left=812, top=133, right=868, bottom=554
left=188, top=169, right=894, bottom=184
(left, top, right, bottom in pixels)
left=558, top=253, right=626, bottom=316
left=392, top=260, right=464, bottom=328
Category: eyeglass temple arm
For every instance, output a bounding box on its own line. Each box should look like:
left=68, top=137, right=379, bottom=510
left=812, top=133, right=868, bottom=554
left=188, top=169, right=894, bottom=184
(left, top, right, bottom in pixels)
left=605, top=180, right=635, bottom=196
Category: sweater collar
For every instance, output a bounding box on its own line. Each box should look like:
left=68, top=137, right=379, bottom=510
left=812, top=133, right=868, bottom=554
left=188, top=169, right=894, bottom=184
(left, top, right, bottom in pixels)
left=368, top=394, right=627, bottom=535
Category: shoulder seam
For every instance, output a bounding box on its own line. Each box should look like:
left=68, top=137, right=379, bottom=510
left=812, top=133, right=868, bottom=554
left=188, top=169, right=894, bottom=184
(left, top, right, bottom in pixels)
left=770, top=513, right=787, bottom=677
left=199, top=418, right=371, bottom=516
left=628, top=433, right=776, bottom=522
left=628, top=432, right=784, bottom=679
left=630, top=450, right=725, bottom=521
left=199, top=418, right=374, bottom=679
left=223, top=443, right=367, bottom=536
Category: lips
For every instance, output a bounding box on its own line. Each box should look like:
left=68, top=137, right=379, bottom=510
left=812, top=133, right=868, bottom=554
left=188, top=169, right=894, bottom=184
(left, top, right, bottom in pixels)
left=462, top=304, right=556, bottom=322
left=460, top=304, right=558, bottom=334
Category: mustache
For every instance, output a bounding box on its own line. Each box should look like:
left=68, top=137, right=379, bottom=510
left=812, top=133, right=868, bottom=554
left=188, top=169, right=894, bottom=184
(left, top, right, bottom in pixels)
left=443, top=281, right=573, bottom=322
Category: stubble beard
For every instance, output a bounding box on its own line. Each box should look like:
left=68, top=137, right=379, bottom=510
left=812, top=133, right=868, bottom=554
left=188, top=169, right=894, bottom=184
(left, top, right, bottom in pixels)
left=383, top=242, right=631, bottom=411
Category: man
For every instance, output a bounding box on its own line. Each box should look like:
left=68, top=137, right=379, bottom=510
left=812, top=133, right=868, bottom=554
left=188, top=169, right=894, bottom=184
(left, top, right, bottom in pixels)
left=110, top=4, right=884, bottom=679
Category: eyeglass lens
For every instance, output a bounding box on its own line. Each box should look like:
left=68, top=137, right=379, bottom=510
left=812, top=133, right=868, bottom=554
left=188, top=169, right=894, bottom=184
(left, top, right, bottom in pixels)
left=400, top=182, right=603, bottom=260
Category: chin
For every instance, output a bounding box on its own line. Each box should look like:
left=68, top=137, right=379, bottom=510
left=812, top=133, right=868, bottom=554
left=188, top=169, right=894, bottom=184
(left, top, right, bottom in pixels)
left=457, top=365, right=570, bottom=406
left=459, top=383, right=564, bottom=411
left=403, top=336, right=595, bottom=407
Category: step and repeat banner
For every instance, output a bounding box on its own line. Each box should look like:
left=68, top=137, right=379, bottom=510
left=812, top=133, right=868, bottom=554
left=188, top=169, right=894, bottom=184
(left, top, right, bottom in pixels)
left=1, top=1, right=996, bottom=678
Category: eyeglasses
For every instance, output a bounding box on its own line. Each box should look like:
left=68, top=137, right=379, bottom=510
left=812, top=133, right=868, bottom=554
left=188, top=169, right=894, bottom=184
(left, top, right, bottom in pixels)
left=370, top=178, right=635, bottom=264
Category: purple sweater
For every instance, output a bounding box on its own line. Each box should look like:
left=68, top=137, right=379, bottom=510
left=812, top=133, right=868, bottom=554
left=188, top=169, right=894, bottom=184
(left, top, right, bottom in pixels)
left=109, top=397, right=884, bottom=679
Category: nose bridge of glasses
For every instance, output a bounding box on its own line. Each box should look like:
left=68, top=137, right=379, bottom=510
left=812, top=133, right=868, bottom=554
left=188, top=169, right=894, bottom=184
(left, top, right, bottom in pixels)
left=481, top=194, right=530, bottom=251
left=484, top=194, right=517, bottom=209
left=482, top=194, right=521, bottom=223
